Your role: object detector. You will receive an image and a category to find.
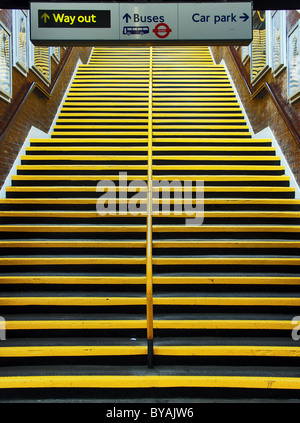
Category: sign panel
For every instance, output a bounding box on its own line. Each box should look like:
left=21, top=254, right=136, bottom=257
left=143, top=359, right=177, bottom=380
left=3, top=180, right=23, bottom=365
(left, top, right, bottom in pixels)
left=119, top=3, right=178, bottom=41
left=30, top=3, right=120, bottom=43
left=38, top=10, right=111, bottom=29
left=179, top=3, right=252, bottom=41
left=30, top=2, right=253, bottom=45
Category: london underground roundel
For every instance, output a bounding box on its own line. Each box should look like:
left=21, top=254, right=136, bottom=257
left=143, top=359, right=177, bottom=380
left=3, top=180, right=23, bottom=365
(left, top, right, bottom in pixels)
left=152, top=23, right=172, bottom=39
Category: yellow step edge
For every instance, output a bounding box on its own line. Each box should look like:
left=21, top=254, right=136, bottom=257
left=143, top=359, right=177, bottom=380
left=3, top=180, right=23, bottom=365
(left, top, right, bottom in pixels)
left=156, top=108, right=244, bottom=113
left=153, top=225, right=300, bottom=233
left=153, top=176, right=289, bottom=181
left=153, top=146, right=275, bottom=151
left=153, top=319, right=298, bottom=330
left=11, top=175, right=148, bottom=181
left=55, top=118, right=247, bottom=124
left=0, top=241, right=146, bottom=248
left=34, top=137, right=268, bottom=143
left=0, top=225, right=147, bottom=233
left=152, top=103, right=241, bottom=106
left=59, top=112, right=149, bottom=117
left=4, top=319, right=297, bottom=331
left=1, top=296, right=298, bottom=307
left=71, top=83, right=149, bottom=87
left=89, top=58, right=149, bottom=60
left=53, top=126, right=149, bottom=130
left=50, top=133, right=149, bottom=137
left=153, top=71, right=227, bottom=74
left=69, top=88, right=149, bottom=92
left=8, top=185, right=291, bottom=192
left=27, top=147, right=149, bottom=152
left=87, top=63, right=149, bottom=66
left=153, top=83, right=232, bottom=87
left=17, top=165, right=148, bottom=170
left=55, top=119, right=148, bottom=123
left=1, top=240, right=299, bottom=249
left=153, top=165, right=283, bottom=170
left=152, top=60, right=216, bottom=63
left=152, top=187, right=294, bottom=192
left=74, top=71, right=149, bottom=75
left=154, top=346, right=300, bottom=357
left=156, top=198, right=300, bottom=205
left=22, top=155, right=279, bottom=163
left=153, top=132, right=251, bottom=137
left=5, top=186, right=148, bottom=192
left=154, top=74, right=228, bottom=78
left=152, top=258, right=300, bottom=265
left=61, top=108, right=149, bottom=112
left=152, top=276, right=300, bottom=285
left=66, top=94, right=149, bottom=99
left=0, top=276, right=300, bottom=286
left=153, top=119, right=247, bottom=123
left=0, top=257, right=147, bottom=265
left=152, top=113, right=244, bottom=117
left=152, top=98, right=239, bottom=102
left=0, top=240, right=146, bottom=248
left=1, top=211, right=299, bottom=218
left=153, top=155, right=277, bottom=161
left=197, top=199, right=299, bottom=204
left=0, top=199, right=146, bottom=205
left=0, top=346, right=147, bottom=357
left=152, top=297, right=300, bottom=306
left=152, top=241, right=300, bottom=248
left=31, top=141, right=148, bottom=145
left=1, top=345, right=299, bottom=358
left=5, top=320, right=147, bottom=330
left=62, top=103, right=149, bottom=106
left=153, top=138, right=268, bottom=143
left=1, top=199, right=299, bottom=206
left=11, top=175, right=289, bottom=181
left=153, top=93, right=236, bottom=97
left=72, top=75, right=149, bottom=79
left=0, top=276, right=146, bottom=284
left=21, top=155, right=149, bottom=161
left=0, top=297, right=147, bottom=306
left=153, top=91, right=235, bottom=96
left=0, top=375, right=299, bottom=390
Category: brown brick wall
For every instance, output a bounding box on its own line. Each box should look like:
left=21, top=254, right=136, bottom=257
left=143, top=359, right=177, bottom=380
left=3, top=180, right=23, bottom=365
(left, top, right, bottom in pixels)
left=210, top=12, right=300, bottom=186
left=0, top=10, right=92, bottom=189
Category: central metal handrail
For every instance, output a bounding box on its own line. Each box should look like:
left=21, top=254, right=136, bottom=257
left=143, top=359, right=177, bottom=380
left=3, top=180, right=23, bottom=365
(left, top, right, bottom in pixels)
left=146, top=46, right=154, bottom=368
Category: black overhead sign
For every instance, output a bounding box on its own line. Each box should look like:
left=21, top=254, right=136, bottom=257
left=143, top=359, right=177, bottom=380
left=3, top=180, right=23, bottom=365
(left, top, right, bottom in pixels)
left=38, top=9, right=111, bottom=28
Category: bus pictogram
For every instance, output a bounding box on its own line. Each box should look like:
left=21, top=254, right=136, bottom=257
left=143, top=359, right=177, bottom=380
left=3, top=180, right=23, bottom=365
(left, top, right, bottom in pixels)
left=123, top=26, right=149, bottom=35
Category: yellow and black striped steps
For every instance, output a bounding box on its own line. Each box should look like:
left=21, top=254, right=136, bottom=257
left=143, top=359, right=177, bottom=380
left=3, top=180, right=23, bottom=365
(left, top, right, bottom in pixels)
left=149, top=48, right=300, bottom=395
left=0, top=46, right=299, bottom=400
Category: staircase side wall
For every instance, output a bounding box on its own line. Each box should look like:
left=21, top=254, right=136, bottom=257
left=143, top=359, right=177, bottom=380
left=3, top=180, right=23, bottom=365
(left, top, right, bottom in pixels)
left=210, top=40, right=300, bottom=188
left=0, top=9, right=92, bottom=191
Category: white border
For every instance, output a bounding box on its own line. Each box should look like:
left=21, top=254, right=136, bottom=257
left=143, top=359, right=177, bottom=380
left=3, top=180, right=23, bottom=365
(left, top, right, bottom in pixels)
left=0, top=57, right=83, bottom=199
left=221, top=58, right=300, bottom=199
left=12, top=9, right=29, bottom=77
left=287, top=21, right=300, bottom=103
left=29, top=43, right=51, bottom=85
left=271, top=10, right=287, bottom=77
left=250, top=11, right=271, bottom=84
left=0, top=20, right=12, bottom=102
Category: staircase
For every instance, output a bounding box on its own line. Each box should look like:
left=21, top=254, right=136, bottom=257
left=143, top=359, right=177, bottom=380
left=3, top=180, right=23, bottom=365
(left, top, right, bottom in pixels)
left=0, top=46, right=300, bottom=402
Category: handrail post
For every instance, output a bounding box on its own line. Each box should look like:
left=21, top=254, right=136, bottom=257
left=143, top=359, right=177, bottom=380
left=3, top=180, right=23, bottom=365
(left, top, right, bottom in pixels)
left=146, top=46, right=154, bottom=369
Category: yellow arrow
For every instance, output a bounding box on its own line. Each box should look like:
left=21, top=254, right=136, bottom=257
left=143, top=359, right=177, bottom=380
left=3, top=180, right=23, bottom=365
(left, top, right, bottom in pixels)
left=41, top=13, right=50, bottom=23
